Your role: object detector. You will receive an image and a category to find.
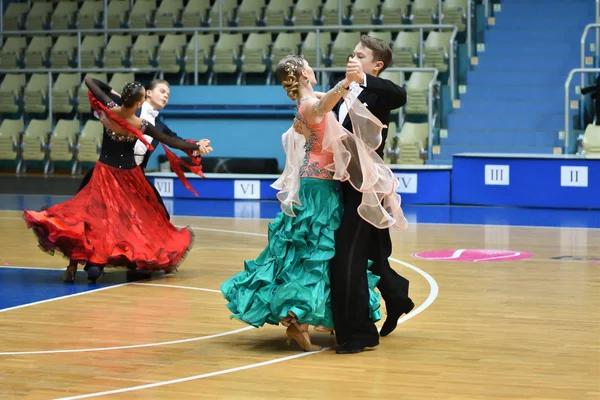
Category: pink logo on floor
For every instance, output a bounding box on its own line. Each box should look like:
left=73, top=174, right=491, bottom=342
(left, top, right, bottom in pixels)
left=413, top=249, right=533, bottom=262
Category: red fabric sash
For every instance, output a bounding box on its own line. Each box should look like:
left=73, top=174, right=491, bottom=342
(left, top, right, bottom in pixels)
left=87, top=90, right=205, bottom=197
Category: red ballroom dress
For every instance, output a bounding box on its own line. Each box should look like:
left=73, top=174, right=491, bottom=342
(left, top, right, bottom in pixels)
left=23, top=92, right=204, bottom=272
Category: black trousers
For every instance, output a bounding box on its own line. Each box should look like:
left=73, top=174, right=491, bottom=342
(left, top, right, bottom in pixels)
left=78, top=166, right=170, bottom=220
left=330, top=181, right=410, bottom=345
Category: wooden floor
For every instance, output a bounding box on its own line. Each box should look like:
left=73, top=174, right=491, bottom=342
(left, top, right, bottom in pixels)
left=0, top=209, right=598, bottom=399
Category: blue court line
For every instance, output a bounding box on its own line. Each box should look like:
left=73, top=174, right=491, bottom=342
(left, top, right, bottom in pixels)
left=0, top=267, right=125, bottom=311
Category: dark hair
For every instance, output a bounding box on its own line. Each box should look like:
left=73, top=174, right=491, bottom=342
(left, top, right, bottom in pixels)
left=121, top=81, right=145, bottom=107
left=359, top=35, right=393, bottom=74
left=147, top=79, right=170, bottom=91
left=275, top=55, right=304, bottom=101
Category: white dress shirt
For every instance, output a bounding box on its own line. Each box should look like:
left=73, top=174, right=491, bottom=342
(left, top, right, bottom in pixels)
left=338, top=72, right=367, bottom=124
left=134, top=101, right=159, bottom=165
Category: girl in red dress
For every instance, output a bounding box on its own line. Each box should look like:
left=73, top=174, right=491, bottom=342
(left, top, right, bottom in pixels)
left=23, top=77, right=212, bottom=283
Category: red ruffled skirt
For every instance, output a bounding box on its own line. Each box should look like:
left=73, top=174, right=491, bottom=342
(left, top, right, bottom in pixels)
left=23, top=162, right=194, bottom=271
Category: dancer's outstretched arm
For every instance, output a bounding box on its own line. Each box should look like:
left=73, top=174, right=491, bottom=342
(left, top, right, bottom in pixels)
left=84, top=77, right=114, bottom=105
left=143, top=123, right=211, bottom=154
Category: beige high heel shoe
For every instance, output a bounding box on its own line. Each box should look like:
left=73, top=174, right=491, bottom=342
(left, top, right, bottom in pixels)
left=286, top=324, right=322, bottom=352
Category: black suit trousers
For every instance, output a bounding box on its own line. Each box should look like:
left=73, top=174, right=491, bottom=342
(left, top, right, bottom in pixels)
left=330, top=181, right=410, bottom=345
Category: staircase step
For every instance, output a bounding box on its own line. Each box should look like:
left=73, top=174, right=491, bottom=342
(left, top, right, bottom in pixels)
left=455, top=99, right=563, bottom=115
left=468, top=71, right=567, bottom=86
left=486, top=28, right=582, bottom=43
left=494, top=16, right=592, bottom=29
left=501, top=0, right=590, bottom=3
left=447, top=113, right=564, bottom=131
left=462, top=85, right=563, bottom=101
left=441, top=130, right=562, bottom=147
left=486, top=43, right=579, bottom=58
left=438, top=144, right=557, bottom=160
left=475, top=56, right=577, bottom=72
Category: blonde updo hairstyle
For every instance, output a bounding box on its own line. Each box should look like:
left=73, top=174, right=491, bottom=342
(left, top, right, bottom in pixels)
left=275, top=55, right=305, bottom=101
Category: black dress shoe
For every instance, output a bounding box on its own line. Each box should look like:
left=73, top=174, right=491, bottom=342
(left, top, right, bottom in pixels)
left=380, top=297, right=415, bottom=337
left=335, top=340, right=379, bottom=354
left=84, top=264, right=103, bottom=283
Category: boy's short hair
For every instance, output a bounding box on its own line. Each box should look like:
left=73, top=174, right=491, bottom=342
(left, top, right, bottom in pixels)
left=360, top=35, right=393, bottom=74
left=147, top=79, right=170, bottom=90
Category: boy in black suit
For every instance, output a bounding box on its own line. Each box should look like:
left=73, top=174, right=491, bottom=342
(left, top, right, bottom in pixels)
left=330, top=35, right=415, bottom=354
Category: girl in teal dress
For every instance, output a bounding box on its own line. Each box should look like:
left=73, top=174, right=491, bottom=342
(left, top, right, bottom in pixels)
left=221, top=55, right=407, bottom=351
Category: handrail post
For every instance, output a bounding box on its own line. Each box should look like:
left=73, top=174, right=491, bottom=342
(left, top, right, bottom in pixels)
left=194, top=30, right=198, bottom=85
left=104, top=0, right=108, bottom=45
left=316, top=28, right=321, bottom=69
left=398, top=70, right=405, bottom=130
left=219, top=0, right=223, bottom=28
left=317, top=28, right=326, bottom=89
left=580, top=26, right=588, bottom=70
left=467, top=0, right=472, bottom=60
left=565, top=69, right=573, bottom=155
left=77, top=31, right=82, bottom=82
left=427, top=71, right=439, bottom=161
left=1, top=0, right=4, bottom=45
left=449, top=27, right=457, bottom=101
left=597, top=0, right=599, bottom=57
left=581, top=25, right=590, bottom=89
left=484, top=0, right=489, bottom=26
left=419, top=27, right=424, bottom=67
left=48, top=71, right=53, bottom=127
left=338, top=0, right=342, bottom=25
left=564, top=68, right=600, bottom=154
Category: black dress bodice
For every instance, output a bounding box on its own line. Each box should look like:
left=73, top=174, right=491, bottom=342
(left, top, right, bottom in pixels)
left=97, top=102, right=149, bottom=170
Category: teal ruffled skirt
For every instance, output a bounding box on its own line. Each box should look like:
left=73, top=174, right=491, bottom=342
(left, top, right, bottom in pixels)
left=221, top=178, right=381, bottom=329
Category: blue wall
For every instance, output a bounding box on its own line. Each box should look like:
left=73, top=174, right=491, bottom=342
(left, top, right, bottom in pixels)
left=147, top=117, right=291, bottom=170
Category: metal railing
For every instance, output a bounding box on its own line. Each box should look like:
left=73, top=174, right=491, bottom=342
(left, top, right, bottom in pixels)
left=580, top=24, right=600, bottom=89
left=315, top=66, right=439, bottom=161
left=0, top=65, right=439, bottom=163
left=483, top=0, right=489, bottom=28
left=1, top=24, right=458, bottom=96
left=466, top=0, right=472, bottom=60
left=579, top=0, right=600, bottom=86
left=0, top=0, right=471, bottom=43
left=0, top=67, right=162, bottom=125
left=564, top=68, right=600, bottom=153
